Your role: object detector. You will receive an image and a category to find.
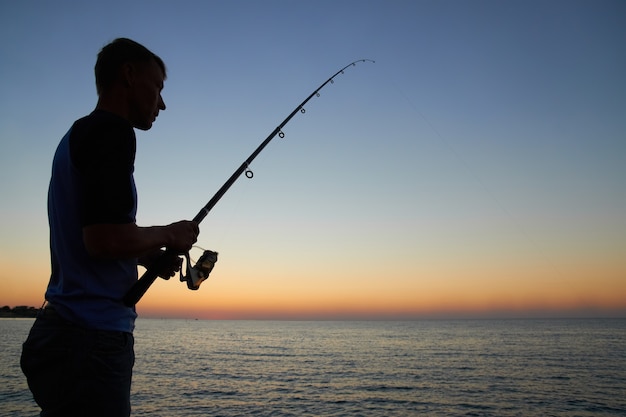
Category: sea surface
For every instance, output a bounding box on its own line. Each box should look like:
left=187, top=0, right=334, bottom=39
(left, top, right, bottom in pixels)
left=1, top=318, right=625, bottom=416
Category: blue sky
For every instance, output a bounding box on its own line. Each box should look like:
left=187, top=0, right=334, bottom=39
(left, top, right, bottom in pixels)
left=1, top=0, right=625, bottom=318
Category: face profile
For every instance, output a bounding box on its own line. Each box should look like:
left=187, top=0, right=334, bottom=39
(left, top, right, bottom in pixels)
left=94, top=37, right=168, bottom=131
left=126, top=59, right=167, bottom=131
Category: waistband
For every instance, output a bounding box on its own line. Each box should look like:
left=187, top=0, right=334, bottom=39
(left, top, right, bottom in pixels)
left=38, top=301, right=63, bottom=320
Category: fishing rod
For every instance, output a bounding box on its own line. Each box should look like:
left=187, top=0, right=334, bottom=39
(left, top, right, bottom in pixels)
left=123, top=59, right=374, bottom=307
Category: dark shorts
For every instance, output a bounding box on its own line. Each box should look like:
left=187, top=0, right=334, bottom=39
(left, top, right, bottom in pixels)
left=20, top=307, right=135, bottom=417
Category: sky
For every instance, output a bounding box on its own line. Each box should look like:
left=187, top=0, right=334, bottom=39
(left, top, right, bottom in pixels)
left=1, top=0, right=625, bottom=320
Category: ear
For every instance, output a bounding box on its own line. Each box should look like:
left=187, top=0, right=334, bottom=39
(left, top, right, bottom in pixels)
left=120, top=62, right=135, bottom=87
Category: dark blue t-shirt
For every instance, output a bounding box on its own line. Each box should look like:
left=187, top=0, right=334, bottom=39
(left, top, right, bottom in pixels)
left=46, top=110, right=138, bottom=332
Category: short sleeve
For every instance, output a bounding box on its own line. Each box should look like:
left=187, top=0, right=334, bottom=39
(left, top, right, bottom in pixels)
left=70, top=111, right=137, bottom=226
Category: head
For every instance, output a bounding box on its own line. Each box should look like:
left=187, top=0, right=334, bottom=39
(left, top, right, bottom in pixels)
left=95, top=38, right=167, bottom=130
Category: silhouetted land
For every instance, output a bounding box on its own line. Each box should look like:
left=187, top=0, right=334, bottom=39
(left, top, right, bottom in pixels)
left=0, top=306, right=39, bottom=318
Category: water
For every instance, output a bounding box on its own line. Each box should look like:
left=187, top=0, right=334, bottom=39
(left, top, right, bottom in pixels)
left=2, top=318, right=625, bottom=416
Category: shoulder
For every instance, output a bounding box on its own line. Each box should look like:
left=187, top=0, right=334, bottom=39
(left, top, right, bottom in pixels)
left=72, top=110, right=134, bottom=144
left=70, top=110, right=136, bottom=170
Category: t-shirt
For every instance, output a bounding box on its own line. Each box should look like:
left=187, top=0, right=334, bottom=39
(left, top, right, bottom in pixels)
left=45, top=109, right=138, bottom=333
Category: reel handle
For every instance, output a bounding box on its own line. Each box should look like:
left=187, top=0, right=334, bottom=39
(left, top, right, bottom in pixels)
left=181, top=250, right=218, bottom=290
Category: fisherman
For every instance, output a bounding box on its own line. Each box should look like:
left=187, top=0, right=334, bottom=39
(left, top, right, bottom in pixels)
left=20, top=38, right=199, bottom=417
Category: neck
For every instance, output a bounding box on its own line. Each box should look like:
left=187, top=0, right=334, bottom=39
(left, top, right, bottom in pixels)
left=95, top=89, right=130, bottom=122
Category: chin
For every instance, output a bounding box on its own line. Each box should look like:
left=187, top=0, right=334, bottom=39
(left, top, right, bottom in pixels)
left=135, top=121, right=153, bottom=131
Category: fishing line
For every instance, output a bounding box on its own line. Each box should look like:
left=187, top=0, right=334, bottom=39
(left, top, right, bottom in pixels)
left=187, top=245, right=209, bottom=264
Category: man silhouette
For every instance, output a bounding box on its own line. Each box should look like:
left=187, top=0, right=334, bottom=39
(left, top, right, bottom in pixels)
left=21, top=38, right=199, bottom=416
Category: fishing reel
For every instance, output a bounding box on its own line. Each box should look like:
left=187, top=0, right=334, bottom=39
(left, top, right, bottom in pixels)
left=180, top=248, right=218, bottom=290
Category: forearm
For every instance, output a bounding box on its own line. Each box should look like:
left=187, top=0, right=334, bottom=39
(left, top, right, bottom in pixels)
left=83, top=223, right=175, bottom=260
left=83, top=220, right=199, bottom=261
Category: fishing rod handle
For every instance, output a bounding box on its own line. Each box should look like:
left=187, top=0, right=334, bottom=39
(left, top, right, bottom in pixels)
left=122, top=249, right=179, bottom=306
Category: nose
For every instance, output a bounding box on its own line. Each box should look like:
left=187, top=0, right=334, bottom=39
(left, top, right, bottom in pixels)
left=159, top=94, right=166, bottom=111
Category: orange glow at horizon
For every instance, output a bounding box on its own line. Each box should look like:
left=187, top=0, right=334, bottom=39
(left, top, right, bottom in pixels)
left=133, top=261, right=626, bottom=319
left=2, top=252, right=625, bottom=319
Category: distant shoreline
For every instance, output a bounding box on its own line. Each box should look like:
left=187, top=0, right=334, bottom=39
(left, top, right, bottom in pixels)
left=0, top=306, right=39, bottom=318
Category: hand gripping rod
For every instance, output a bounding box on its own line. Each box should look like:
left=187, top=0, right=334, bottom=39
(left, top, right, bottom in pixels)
left=123, top=59, right=374, bottom=306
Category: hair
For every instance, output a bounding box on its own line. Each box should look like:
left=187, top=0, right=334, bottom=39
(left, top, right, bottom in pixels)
left=94, top=38, right=166, bottom=95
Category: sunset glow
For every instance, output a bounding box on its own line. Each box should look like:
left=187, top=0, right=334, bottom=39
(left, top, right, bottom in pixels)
left=1, top=1, right=625, bottom=320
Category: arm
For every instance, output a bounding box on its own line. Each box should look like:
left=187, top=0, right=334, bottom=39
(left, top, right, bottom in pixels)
left=83, top=220, right=199, bottom=260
